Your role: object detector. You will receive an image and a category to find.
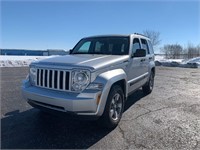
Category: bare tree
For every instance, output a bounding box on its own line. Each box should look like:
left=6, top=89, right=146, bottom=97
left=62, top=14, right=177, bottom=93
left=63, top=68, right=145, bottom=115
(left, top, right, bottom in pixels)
left=143, top=30, right=161, bottom=47
left=186, top=43, right=200, bottom=59
left=161, top=44, right=183, bottom=59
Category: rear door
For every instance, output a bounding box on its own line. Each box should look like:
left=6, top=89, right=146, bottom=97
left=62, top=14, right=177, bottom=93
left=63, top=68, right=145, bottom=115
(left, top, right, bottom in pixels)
left=140, top=38, right=150, bottom=65
left=140, top=38, right=150, bottom=80
left=127, top=38, right=147, bottom=93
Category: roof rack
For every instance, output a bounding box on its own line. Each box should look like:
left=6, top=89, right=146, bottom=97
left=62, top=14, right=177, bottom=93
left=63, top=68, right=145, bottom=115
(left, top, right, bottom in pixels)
left=134, top=33, right=149, bottom=38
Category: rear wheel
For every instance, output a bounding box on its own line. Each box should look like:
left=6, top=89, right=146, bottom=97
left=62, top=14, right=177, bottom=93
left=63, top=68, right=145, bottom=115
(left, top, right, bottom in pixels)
left=98, top=85, right=124, bottom=128
left=142, top=71, right=154, bottom=94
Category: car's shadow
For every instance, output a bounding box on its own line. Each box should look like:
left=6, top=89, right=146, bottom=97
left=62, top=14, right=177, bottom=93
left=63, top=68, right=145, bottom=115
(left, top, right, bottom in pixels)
left=1, top=90, right=145, bottom=149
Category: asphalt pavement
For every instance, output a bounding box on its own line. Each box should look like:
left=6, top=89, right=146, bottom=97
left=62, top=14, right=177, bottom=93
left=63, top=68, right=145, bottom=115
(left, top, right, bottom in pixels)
left=1, top=67, right=200, bottom=149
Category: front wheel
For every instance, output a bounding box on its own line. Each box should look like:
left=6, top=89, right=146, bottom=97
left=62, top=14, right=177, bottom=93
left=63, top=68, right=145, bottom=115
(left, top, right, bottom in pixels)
left=142, top=71, right=154, bottom=94
left=98, top=85, right=124, bottom=129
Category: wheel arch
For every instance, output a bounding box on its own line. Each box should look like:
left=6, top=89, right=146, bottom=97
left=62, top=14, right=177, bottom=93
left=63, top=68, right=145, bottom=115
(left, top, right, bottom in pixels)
left=111, top=79, right=127, bottom=101
left=94, top=68, right=128, bottom=116
left=151, top=67, right=155, bottom=76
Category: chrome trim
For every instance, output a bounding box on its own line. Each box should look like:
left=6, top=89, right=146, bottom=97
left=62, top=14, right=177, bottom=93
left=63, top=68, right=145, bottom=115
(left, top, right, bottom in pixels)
left=38, top=69, right=41, bottom=86
left=57, top=70, right=60, bottom=89
left=52, top=70, right=55, bottom=88
left=35, top=67, right=71, bottom=92
left=42, top=69, right=45, bottom=87
left=47, top=70, right=50, bottom=88
left=63, top=71, right=66, bottom=91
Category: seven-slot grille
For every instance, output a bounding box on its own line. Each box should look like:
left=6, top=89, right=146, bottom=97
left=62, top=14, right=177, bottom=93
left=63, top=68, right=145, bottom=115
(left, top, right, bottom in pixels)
left=36, top=68, right=70, bottom=91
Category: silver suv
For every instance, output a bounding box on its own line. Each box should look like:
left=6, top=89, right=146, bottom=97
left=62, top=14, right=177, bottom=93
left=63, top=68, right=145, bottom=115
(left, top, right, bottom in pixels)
left=22, top=33, right=155, bottom=128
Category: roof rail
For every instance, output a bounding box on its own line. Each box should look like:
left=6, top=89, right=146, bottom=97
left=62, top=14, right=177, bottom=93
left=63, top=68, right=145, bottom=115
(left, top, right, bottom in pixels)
left=134, top=33, right=149, bottom=38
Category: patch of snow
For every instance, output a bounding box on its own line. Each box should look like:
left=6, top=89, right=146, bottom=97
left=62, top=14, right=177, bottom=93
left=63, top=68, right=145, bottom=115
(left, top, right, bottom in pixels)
left=155, top=55, right=183, bottom=63
left=155, top=55, right=200, bottom=68
left=0, top=55, right=54, bottom=67
left=182, top=57, right=200, bottom=65
left=154, top=55, right=165, bottom=61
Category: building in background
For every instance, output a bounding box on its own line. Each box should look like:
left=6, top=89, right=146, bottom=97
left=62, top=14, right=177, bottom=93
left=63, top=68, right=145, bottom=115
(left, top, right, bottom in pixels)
left=0, top=49, right=69, bottom=56
left=47, top=49, right=68, bottom=56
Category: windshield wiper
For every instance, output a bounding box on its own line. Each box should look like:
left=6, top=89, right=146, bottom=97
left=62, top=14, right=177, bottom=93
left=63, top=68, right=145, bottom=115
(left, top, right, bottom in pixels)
left=72, top=52, right=88, bottom=54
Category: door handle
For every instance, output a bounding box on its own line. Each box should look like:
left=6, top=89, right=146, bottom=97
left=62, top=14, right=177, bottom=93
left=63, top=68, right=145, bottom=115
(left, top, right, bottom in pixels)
left=140, top=58, right=145, bottom=62
left=149, top=57, right=153, bottom=60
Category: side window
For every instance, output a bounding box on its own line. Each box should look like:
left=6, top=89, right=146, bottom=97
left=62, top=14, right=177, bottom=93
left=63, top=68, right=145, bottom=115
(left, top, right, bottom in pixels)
left=141, top=39, right=150, bottom=54
left=78, top=41, right=91, bottom=52
left=94, top=41, right=105, bottom=52
left=147, top=40, right=154, bottom=54
left=132, top=38, right=141, bottom=54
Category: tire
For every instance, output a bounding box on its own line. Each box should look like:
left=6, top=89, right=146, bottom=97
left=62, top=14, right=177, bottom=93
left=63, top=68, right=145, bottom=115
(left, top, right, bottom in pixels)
left=98, top=85, right=124, bottom=129
left=142, top=71, right=154, bottom=94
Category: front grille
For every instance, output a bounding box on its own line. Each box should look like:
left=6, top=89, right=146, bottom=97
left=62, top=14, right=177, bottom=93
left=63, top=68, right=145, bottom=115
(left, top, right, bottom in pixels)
left=36, top=68, right=70, bottom=91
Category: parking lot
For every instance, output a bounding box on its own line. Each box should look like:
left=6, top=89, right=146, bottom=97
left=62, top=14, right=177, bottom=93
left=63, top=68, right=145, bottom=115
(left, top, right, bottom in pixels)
left=1, top=66, right=200, bottom=149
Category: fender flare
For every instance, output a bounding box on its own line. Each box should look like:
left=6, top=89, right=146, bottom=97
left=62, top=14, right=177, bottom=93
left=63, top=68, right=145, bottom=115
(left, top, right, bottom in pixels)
left=94, top=68, right=128, bottom=116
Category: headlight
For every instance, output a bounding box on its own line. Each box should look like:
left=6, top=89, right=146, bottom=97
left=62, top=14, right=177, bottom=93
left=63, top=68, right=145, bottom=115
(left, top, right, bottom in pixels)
left=71, top=70, right=90, bottom=91
left=29, top=67, right=37, bottom=85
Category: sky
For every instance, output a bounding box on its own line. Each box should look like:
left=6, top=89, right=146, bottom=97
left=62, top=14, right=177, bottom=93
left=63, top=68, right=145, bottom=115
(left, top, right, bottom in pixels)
left=1, top=0, right=200, bottom=53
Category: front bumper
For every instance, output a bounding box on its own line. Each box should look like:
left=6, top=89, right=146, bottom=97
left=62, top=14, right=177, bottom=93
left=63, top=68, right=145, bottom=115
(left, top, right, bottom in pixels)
left=22, top=80, right=103, bottom=116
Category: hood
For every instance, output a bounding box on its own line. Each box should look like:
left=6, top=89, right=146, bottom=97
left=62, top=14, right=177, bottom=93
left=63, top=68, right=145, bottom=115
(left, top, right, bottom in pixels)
left=33, top=54, right=129, bottom=70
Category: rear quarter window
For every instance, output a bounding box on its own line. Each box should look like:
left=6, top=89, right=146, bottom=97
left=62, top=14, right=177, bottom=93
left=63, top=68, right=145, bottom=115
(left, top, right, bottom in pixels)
left=147, top=40, right=154, bottom=54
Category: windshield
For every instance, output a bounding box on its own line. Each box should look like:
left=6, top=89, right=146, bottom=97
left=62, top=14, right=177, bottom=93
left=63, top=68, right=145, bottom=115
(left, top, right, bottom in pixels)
left=72, top=36, right=130, bottom=55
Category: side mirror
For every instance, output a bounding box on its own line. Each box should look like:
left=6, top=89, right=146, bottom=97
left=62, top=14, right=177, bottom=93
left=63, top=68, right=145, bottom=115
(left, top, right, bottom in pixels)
left=133, top=49, right=146, bottom=57
left=69, top=49, right=73, bottom=54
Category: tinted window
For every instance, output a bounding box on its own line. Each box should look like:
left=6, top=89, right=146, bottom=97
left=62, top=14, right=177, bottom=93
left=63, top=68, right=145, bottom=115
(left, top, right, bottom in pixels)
left=94, top=41, right=105, bottom=52
left=72, top=37, right=130, bottom=55
left=132, top=38, right=141, bottom=54
left=147, top=40, right=154, bottom=54
left=141, top=39, right=150, bottom=54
